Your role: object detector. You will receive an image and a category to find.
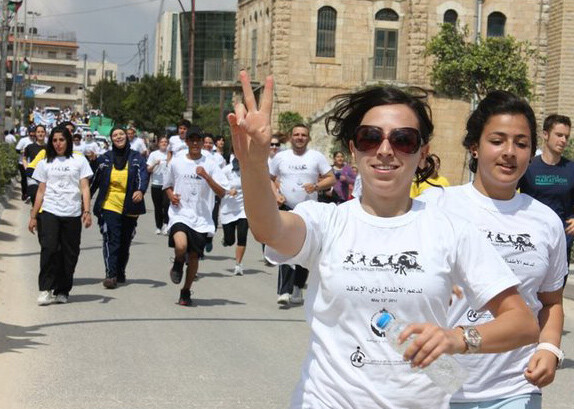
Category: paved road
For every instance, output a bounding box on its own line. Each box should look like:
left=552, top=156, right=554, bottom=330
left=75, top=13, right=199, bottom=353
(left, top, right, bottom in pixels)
left=0, top=188, right=573, bottom=408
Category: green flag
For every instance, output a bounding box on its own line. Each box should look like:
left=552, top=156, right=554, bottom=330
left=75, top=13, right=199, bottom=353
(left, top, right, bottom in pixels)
left=8, top=1, right=24, bottom=13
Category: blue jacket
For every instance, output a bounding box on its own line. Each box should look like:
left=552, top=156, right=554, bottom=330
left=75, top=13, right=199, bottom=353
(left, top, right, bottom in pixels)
left=90, top=149, right=149, bottom=217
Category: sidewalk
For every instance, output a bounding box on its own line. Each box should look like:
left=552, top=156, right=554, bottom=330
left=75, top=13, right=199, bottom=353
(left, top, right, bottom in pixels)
left=565, top=270, right=574, bottom=301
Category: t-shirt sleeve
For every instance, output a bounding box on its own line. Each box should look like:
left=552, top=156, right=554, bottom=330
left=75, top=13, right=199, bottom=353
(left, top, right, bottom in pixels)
left=79, top=156, right=94, bottom=179
left=269, top=154, right=279, bottom=177
left=453, top=221, right=521, bottom=312
left=316, top=152, right=333, bottom=176
left=265, top=201, right=331, bottom=268
left=146, top=151, right=156, bottom=166
left=540, top=215, right=569, bottom=292
left=210, top=162, right=230, bottom=190
left=32, top=159, right=47, bottom=183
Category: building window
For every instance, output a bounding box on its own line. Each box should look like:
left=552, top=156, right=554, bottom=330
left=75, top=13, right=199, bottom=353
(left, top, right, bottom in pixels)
left=373, top=29, right=397, bottom=80
left=375, top=8, right=399, bottom=22
left=64, top=87, right=71, bottom=94
left=66, top=52, right=73, bottom=60
left=487, top=12, right=506, bottom=37
left=316, top=6, right=336, bottom=58
left=443, top=9, right=458, bottom=25
left=87, top=69, right=97, bottom=76
left=251, top=29, right=257, bottom=76
left=48, top=51, right=57, bottom=59
left=105, top=70, right=113, bottom=79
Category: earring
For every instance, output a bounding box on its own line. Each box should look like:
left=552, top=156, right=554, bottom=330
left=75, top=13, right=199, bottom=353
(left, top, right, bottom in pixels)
left=472, top=152, right=478, bottom=158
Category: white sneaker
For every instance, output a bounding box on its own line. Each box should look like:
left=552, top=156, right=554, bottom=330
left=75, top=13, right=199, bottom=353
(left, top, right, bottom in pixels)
left=234, top=264, right=244, bottom=276
left=290, top=286, right=304, bottom=304
left=37, top=290, right=54, bottom=306
left=161, top=224, right=169, bottom=235
left=54, top=294, right=68, bottom=304
left=155, top=228, right=161, bottom=235
left=277, top=293, right=290, bottom=305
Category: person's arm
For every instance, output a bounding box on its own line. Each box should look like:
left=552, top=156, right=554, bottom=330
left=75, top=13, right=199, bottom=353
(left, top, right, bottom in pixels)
left=227, top=71, right=306, bottom=255
left=524, top=289, right=564, bottom=387
left=316, top=170, right=336, bottom=191
left=132, top=154, right=149, bottom=203
left=401, top=286, right=539, bottom=369
left=28, top=182, right=46, bottom=234
left=80, top=178, right=92, bottom=228
left=196, top=166, right=226, bottom=198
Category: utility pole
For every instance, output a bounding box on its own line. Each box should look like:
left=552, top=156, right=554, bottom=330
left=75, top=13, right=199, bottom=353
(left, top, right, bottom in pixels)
left=183, top=0, right=195, bottom=121
left=0, top=0, right=10, bottom=137
left=9, top=9, right=20, bottom=125
left=100, top=50, right=105, bottom=112
left=82, top=54, right=87, bottom=114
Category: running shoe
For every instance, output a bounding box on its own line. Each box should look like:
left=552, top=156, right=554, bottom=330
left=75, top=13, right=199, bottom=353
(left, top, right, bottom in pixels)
left=290, top=286, right=304, bottom=305
left=205, top=241, right=213, bottom=253
left=37, top=290, right=55, bottom=306
left=234, top=264, right=244, bottom=276
left=170, top=261, right=184, bottom=284
left=103, top=277, right=117, bottom=289
left=161, top=224, right=169, bottom=236
left=155, top=228, right=161, bottom=235
left=277, top=293, right=290, bottom=305
left=178, top=289, right=192, bottom=306
left=54, top=294, right=68, bottom=304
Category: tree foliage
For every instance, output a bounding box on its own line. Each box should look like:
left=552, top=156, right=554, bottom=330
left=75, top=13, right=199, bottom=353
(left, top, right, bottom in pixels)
left=278, top=111, right=305, bottom=135
left=426, top=24, right=539, bottom=100
left=122, top=74, right=186, bottom=135
left=87, top=79, right=129, bottom=124
left=193, top=104, right=230, bottom=136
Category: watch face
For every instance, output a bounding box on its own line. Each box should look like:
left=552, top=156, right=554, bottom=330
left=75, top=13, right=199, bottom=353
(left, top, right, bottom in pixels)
left=465, top=327, right=482, bottom=352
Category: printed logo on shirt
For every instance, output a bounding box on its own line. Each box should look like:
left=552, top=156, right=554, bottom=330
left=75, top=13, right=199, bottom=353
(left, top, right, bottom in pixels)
left=51, top=165, right=71, bottom=172
left=370, top=309, right=393, bottom=337
left=343, top=250, right=423, bottom=276
left=466, top=308, right=493, bottom=323
left=534, top=174, right=568, bottom=186
left=349, top=345, right=409, bottom=369
left=350, top=346, right=366, bottom=368
left=288, top=164, right=308, bottom=171
left=183, top=173, right=203, bottom=180
left=484, top=231, right=536, bottom=252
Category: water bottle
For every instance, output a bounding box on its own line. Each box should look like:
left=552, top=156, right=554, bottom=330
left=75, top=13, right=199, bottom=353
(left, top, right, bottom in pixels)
left=376, top=312, right=469, bottom=394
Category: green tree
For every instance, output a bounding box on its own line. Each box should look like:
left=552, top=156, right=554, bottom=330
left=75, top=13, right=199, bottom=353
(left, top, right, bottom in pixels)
left=122, top=74, right=186, bottom=135
left=278, top=111, right=305, bottom=135
left=87, top=79, right=129, bottom=123
left=426, top=24, right=538, bottom=100
left=193, top=104, right=230, bottom=136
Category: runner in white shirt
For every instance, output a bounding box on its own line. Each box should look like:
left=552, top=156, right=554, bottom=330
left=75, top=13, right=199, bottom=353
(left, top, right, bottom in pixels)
left=147, top=136, right=169, bottom=235
left=202, top=133, right=227, bottom=252
left=28, top=127, right=93, bottom=306
left=72, top=133, right=86, bottom=155
left=16, top=126, right=35, bottom=200
left=227, top=71, right=539, bottom=409
left=220, top=157, right=249, bottom=275
left=269, top=124, right=335, bottom=305
left=163, top=128, right=228, bottom=306
left=127, top=127, right=148, bottom=157
left=167, top=119, right=192, bottom=161
left=419, top=91, right=567, bottom=409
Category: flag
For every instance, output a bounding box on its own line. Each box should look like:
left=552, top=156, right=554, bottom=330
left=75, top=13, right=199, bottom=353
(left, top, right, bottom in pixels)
left=8, top=1, right=24, bottom=13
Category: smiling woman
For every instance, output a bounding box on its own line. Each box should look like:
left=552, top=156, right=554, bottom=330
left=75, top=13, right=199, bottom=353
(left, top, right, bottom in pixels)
left=227, top=71, right=539, bottom=409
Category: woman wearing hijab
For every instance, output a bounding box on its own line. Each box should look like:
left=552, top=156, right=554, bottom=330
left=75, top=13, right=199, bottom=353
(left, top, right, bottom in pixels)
left=90, top=126, right=149, bottom=289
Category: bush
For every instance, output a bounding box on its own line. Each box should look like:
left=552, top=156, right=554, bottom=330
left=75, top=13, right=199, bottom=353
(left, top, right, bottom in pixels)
left=0, top=143, right=19, bottom=193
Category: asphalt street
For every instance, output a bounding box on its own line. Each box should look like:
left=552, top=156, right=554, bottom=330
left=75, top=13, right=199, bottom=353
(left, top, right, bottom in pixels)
left=0, top=186, right=573, bottom=409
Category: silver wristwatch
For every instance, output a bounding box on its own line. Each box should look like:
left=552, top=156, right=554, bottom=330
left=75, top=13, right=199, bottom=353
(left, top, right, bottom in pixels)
left=459, top=326, right=482, bottom=353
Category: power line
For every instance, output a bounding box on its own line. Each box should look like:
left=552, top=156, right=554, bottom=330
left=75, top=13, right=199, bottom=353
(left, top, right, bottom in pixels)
left=36, top=0, right=162, bottom=19
left=78, top=41, right=138, bottom=46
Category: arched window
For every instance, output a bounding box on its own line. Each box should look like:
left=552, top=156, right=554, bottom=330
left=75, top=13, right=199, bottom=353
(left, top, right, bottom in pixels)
left=316, top=6, right=337, bottom=57
left=443, top=9, right=458, bottom=25
left=375, top=8, right=399, bottom=22
left=487, top=12, right=506, bottom=37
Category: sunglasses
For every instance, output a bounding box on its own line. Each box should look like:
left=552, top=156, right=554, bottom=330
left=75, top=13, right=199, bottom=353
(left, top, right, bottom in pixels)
left=270, top=143, right=280, bottom=147
left=353, top=125, right=422, bottom=154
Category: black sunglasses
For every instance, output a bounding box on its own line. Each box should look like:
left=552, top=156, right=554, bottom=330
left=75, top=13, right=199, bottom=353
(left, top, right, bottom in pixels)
left=270, top=143, right=280, bottom=147
left=353, top=125, right=422, bottom=154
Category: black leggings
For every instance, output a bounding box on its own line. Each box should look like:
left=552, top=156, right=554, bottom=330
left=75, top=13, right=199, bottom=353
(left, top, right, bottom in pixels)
left=151, top=185, right=169, bottom=229
left=222, top=218, right=249, bottom=246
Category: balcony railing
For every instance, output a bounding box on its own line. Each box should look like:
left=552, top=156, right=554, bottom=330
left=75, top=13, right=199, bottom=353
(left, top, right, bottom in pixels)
left=203, top=59, right=271, bottom=85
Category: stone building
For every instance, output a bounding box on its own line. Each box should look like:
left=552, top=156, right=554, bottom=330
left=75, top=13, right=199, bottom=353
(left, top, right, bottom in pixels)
left=228, top=0, right=573, bottom=184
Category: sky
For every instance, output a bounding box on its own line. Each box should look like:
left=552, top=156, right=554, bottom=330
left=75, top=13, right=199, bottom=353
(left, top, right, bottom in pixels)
left=20, top=0, right=237, bottom=79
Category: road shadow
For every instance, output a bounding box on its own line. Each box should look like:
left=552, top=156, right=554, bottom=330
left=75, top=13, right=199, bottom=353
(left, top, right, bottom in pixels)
left=74, top=277, right=167, bottom=288
left=0, top=231, right=17, bottom=242
left=203, top=255, right=235, bottom=262
left=0, top=245, right=103, bottom=259
left=0, top=218, right=14, bottom=226
left=0, top=316, right=305, bottom=354
left=68, top=294, right=115, bottom=304
left=560, top=357, right=574, bottom=370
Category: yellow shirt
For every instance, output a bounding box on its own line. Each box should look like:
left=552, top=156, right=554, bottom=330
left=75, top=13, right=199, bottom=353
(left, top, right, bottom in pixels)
left=410, top=175, right=450, bottom=198
left=102, top=166, right=128, bottom=214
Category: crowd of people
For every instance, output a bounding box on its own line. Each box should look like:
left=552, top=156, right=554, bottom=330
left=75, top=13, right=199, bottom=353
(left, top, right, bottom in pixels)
left=2, top=78, right=571, bottom=408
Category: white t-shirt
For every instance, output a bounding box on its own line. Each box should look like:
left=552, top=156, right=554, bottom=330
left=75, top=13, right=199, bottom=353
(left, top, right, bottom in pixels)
left=32, top=154, right=93, bottom=217
left=146, top=149, right=168, bottom=186
left=269, top=149, right=332, bottom=209
left=5, top=133, right=16, bottom=144
left=265, top=199, right=520, bottom=409
left=84, top=141, right=101, bottom=156
left=16, top=136, right=32, bottom=164
left=419, top=183, right=568, bottom=402
left=130, top=137, right=147, bottom=155
left=212, top=151, right=227, bottom=169
left=163, top=154, right=228, bottom=233
left=219, top=164, right=245, bottom=225
left=72, top=142, right=86, bottom=155
left=168, top=134, right=187, bottom=156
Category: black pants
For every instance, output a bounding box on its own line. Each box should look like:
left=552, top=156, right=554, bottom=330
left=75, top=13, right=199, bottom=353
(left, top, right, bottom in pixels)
left=222, top=218, right=249, bottom=246
left=27, top=183, right=39, bottom=206
left=206, top=196, right=221, bottom=245
left=277, top=264, right=309, bottom=295
left=18, top=164, right=28, bottom=199
left=151, top=185, right=169, bottom=229
left=99, top=210, right=138, bottom=280
left=38, top=212, right=82, bottom=296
